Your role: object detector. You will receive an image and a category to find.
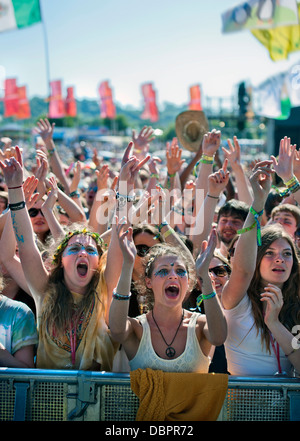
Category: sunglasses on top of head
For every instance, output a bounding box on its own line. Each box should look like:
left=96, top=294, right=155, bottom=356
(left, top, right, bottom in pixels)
left=28, top=208, right=45, bottom=218
left=136, top=244, right=150, bottom=257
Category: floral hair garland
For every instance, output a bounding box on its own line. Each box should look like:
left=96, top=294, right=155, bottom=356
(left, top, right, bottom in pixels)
left=52, top=229, right=104, bottom=264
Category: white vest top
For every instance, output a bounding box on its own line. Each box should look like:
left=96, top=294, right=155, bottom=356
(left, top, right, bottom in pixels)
left=129, top=312, right=210, bottom=373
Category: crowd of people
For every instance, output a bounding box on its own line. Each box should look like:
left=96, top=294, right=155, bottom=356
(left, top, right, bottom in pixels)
left=0, top=116, right=300, bottom=379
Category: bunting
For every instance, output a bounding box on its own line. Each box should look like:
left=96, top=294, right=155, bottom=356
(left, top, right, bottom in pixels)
left=99, top=81, right=116, bottom=119
left=140, top=83, right=159, bottom=122
left=188, top=85, right=203, bottom=111
left=65, top=86, right=77, bottom=117
left=48, top=80, right=65, bottom=119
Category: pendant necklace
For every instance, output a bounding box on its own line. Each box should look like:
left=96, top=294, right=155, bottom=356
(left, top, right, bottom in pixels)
left=151, top=309, right=184, bottom=358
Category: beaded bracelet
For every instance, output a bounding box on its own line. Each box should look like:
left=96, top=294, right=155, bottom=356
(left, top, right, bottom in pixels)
left=112, top=289, right=131, bottom=301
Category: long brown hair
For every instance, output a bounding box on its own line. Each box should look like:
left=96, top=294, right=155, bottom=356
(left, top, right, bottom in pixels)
left=41, top=231, right=106, bottom=336
left=248, top=225, right=300, bottom=352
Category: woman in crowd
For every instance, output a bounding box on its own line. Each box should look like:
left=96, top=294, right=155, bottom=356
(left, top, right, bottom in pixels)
left=109, top=216, right=227, bottom=372
left=0, top=146, right=118, bottom=370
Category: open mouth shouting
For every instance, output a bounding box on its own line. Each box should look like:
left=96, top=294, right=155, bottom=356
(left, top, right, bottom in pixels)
left=76, top=260, right=89, bottom=278
left=165, top=284, right=180, bottom=299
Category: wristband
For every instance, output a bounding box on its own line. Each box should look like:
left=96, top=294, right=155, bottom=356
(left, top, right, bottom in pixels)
left=157, top=220, right=168, bottom=232
left=207, top=194, right=219, bottom=200
left=112, top=289, right=131, bottom=300
left=162, top=228, right=175, bottom=239
left=250, top=206, right=264, bottom=246
left=167, top=172, right=176, bottom=178
left=195, top=291, right=217, bottom=309
left=116, top=191, right=136, bottom=203
left=9, top=201, right=26, bottom=211
left=150, top=173, right=159, bottom=179
left=7, top=185, right=23, bottom=190
left=69, top=190, right=80, bottom=198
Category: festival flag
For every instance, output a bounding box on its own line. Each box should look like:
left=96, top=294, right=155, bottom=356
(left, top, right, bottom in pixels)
left=140, top=83, right=159, bottom=122
left=222, top=0, right=298, bottom=33
left=189, top=85, right=203, bottom=111
left=65, top=86, right=77, bottom=117
left=254, top=72, right=291, bottom=119
left=251, top=3, right=300, bottom=61
left=0, top=0, right=41, bottom=33
left=48, top=80, right=65, bottom=118
left=16, top=85, right=30, bottom=119
left=3, top=78, right=18, bottom=117
left=98, top=81, right=116, bottom=119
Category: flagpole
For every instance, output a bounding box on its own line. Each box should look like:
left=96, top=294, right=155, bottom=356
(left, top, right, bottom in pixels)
left=39, top=0, right=51, bottom=100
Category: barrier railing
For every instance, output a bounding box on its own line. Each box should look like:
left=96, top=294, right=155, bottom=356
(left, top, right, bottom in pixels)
left=0, top=368, right=299, bottom=421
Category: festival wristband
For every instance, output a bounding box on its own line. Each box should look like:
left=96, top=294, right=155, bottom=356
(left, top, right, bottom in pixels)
left=112, top=289, right=131, bottom=300
left=195, top=291, right=217, bottom=309
left=162, top=228, right=175, bottom=239
left=9, top=201, right=26, bottom=211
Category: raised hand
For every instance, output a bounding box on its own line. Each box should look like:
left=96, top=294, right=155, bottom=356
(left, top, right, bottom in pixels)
left=0, top=145, right=24, bottom=188
left=33, top=118, right=55, bottom=146
left=195, top=227, right=217, bottom=280
left=202, top=129, right=221, bottom=156
left=132, top=126, right=155, bottom=158
left=271, top=136, right=296, bottom=183
left=23, top=176, right=39, bottom=209
left=115, top=216, right=137, bottom=265
left=166, top=138, right=185, bottom=175
left=249, top=160, right=273, bottom=208
left=222, top=136, right=241, bottom=168
left=207, top=158, right=229, bottom=197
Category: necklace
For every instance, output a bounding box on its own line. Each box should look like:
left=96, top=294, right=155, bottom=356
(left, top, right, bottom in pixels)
left=151, top=309, right=184, bottom=358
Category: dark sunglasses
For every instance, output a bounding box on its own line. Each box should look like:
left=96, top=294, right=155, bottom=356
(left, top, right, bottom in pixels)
left=209, top=265, right=230, bottom=278
left=28, top=208, right=44, bottom=218
left=136, top=244, right=150, bottom=257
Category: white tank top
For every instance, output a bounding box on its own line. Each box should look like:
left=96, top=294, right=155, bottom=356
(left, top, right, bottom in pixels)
left=129, top=312, right=210, bottom=373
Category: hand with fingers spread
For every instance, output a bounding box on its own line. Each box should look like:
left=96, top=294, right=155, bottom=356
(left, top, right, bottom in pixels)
left=271, top=136, right=296, bottom=183
left=166, top=138, right=185, bottom=175
left=132, top=126, right=155, bottom=158
left=33, top=118, right=55, bottom=147
left=69, top=161, right=82, bottom=194
left=222, top=136, right=241, bottom=169
left=42, top=175, right=59, bottom=212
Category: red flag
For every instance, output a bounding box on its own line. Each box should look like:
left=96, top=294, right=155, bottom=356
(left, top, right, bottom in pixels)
left=189, top=85, right=202, bottom=111
left=17, top=86, right=31, bottom=119
left=141, top=83, right=159, bottom=122
left=4, top=78, right=19, bottom=117
left=48, top=80, right=65, bottom=118
left=65, top=87, right=77, bottom=117
left=99, top=81, right=116, bottom=119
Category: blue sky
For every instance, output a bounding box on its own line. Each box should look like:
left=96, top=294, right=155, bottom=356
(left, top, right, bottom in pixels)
left=0, top=0, right=300, bottom=109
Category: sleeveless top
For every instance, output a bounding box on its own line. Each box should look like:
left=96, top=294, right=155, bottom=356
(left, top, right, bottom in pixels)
left=129, top=312, right=210, bottom=373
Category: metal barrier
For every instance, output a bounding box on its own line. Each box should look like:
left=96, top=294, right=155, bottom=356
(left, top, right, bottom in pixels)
left=0, top=368, right=300, bottom=421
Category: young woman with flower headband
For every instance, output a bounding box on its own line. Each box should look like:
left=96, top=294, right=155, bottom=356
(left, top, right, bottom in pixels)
left=0, top=146, right=118, bottom=370
left=109, top=216, right=227, bottom=373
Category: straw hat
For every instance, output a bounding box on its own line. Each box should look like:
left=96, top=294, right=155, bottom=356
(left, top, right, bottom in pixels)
left=175, top=111, right=209, bottom=152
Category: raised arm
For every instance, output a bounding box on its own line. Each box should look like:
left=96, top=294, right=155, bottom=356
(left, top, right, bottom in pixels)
left=221, top=160, right=273, bottom=310
left=222, top=136, right=253, bottom=205
left=195, top=228, right=227, bottom=346
left=108, top=218, right=137, bottom=343
left=0, top=147, right=49, bottom=312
